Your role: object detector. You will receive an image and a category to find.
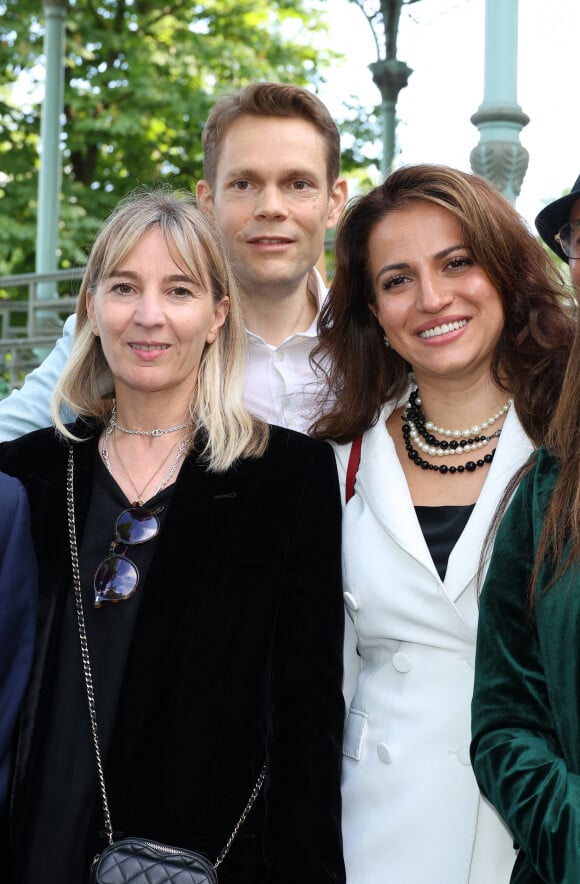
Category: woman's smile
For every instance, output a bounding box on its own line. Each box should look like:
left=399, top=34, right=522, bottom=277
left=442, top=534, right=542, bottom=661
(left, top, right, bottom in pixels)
left=369, top=203, right=504, bottom=385
left=87, top=227, right=228, bottom=402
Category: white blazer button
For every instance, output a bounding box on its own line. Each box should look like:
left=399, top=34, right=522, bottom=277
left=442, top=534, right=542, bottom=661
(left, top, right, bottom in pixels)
left=392, top=652, right=412, bottom=673
left=343, top=592, right=359, bottom=612
left=377, top=742, right=393, bottom=764
left=457, top=745, right=471, bottom=766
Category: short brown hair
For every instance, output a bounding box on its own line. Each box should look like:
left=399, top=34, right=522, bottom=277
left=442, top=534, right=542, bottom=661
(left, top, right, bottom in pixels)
left=201, top=82, right=341, bottom=191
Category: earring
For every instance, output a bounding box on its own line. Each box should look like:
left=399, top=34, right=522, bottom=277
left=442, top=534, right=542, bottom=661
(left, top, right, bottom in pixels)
left=383, top=334, right=391, bottom=349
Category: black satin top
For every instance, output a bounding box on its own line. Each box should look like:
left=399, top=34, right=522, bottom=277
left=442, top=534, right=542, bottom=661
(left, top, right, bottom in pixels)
left=415, top=504, right=475, bottom=581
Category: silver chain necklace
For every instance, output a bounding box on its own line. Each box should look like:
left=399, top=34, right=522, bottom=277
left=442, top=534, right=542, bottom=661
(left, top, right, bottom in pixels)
left=110, top=403, right=190, bottom=437
left=101, top=412, right=190, bottom=506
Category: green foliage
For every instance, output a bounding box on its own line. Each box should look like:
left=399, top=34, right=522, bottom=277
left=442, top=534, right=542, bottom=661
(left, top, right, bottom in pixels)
left=0, top=374, right=11, bottom=401
left=338, top=98, right=382, bottom=185
left=0, top=0, right=359, bottom=277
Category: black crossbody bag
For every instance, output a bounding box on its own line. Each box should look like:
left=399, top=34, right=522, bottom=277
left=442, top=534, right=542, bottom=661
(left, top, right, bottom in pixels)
left=65, top=448, right=266, bottom=884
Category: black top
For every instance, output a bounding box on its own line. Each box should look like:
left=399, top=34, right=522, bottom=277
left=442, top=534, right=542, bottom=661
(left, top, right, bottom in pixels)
left=22, top=453, right=172, bottom=884
left=0, top=422, right=346, bottom=884
left=415, top=504, right=475, bottom=581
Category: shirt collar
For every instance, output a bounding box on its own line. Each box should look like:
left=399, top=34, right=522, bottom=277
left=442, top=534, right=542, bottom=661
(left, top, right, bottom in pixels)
left=245, top=267, right=329, bottom=344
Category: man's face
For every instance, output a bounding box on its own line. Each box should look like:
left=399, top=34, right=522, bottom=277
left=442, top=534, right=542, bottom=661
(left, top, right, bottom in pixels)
left=569, top=197, right=580, bottom=293
left=197, top=115, right=346, bottom=299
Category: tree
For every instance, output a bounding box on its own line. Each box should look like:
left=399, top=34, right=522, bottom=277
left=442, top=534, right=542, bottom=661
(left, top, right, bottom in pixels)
left=0, top=0, right=336, bottom=276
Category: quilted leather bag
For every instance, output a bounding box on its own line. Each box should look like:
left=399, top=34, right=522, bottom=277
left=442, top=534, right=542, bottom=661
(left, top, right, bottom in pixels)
left=90, top=836, right=218, bottom=883
left=66, top=450, right=265, bottom=884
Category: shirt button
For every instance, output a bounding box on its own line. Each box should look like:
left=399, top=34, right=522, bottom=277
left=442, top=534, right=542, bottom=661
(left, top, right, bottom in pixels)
left=343, top=592, right=359, bottom=612
left=457, top=745, right=471, bottom=766
left=392, top=652, right=412, bottom=673
left=276, top=350, right=285, bottom=362
left=465, top=649, right=476, bottom=669
left=377, top=742, right=393, bottom=764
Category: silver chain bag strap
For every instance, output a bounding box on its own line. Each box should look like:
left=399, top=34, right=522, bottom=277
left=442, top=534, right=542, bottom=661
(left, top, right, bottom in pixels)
left=65, top=448, right=266, bottom=884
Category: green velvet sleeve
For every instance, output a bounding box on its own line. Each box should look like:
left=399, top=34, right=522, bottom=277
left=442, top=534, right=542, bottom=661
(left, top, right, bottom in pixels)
left=471, top=453, right=580, bottom=884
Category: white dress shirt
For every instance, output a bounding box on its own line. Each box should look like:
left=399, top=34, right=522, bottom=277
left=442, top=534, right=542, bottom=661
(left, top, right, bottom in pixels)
left=243, top=268, right=328, bottom=433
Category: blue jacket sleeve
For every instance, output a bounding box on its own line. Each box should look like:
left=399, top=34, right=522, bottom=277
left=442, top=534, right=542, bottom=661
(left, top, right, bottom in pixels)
left=0, top=474, right=37, bottom=811
left=0, top=313, right=76, bottom=440
left=471, top=463, right=580, bottom=884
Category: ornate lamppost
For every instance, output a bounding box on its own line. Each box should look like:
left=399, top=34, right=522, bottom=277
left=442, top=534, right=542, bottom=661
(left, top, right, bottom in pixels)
left=470, top=0, right=529, bottom=203
left=351, top=1, right=418, bottom=176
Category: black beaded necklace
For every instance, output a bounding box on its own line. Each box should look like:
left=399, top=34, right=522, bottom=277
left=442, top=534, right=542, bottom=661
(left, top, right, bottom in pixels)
left=401, top=388, right=511, bottom=475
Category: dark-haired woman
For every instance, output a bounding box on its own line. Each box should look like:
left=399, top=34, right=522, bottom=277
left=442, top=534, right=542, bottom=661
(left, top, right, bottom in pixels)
left=471, top=312, right=580, bottom=884
left=312, top=164, right=575, bottom=883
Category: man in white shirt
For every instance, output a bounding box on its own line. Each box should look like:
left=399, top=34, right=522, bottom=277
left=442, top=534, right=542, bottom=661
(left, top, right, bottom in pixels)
left=0, top=82, right=347, bottom=439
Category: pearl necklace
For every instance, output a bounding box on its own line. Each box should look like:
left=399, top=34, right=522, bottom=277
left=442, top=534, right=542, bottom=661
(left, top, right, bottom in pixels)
left=407, top=422, right=502, bottom=458
left=110, top=403, right=190, bottom=437
left=401, top=387, right=513, bottom=475
left=418, top=393, right=513, bottom=438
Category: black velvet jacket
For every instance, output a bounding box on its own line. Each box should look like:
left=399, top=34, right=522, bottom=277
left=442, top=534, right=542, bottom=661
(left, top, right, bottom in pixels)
left=0, top=421, right=346, bottom=883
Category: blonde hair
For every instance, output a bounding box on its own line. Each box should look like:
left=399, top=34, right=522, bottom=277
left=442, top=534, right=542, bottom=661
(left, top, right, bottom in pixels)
left=52, top=187, right=268, bottom=470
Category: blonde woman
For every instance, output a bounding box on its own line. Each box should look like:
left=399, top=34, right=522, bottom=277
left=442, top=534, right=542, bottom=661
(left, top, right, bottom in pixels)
left=0, top=189, right=345, bottom=883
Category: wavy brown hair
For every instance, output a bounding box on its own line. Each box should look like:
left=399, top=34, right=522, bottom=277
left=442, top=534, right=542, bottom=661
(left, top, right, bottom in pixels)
left=482, top=310, right=580, bottom=600
left=311, top=164, right=575, bottom=444
left=532, top=311, right=580, bottom=591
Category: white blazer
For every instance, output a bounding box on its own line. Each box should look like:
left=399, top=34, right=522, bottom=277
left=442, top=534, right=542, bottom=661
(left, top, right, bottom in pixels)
left=335, top=399, right=531, bottom=884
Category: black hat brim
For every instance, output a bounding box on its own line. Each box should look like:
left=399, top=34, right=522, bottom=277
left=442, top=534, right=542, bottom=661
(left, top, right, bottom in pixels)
left=535, top=174, right=580, bottom=263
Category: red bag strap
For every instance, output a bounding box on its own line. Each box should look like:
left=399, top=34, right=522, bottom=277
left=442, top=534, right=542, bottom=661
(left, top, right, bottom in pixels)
left=345, top=435, right=363, bottom=504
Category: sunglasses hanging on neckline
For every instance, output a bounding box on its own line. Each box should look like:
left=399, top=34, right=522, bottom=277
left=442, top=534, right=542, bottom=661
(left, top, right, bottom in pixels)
left=93, top=505, right=163, bottom=607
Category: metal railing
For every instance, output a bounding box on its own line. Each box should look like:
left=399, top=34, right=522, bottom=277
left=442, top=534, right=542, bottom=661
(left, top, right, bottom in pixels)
left=0, top=242, right=337, bottom=394
left=0, top=268, right=83, bottom=390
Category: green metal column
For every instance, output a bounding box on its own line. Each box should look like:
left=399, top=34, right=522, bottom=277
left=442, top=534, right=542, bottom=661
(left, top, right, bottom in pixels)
left=352, top=0, right=414, bottom=178
left=35, top=0, right=67, bottom=306
left=470, top=0, right=529, bottom=203
left=370, top=58, right=413, bottom=177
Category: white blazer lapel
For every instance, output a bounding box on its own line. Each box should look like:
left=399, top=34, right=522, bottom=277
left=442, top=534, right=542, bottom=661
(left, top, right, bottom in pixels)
left=335, top=401, right=533, bottom=606
left=445, top=407, right=533, bottom=602
left=354, top=408, right=439, bottom=580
